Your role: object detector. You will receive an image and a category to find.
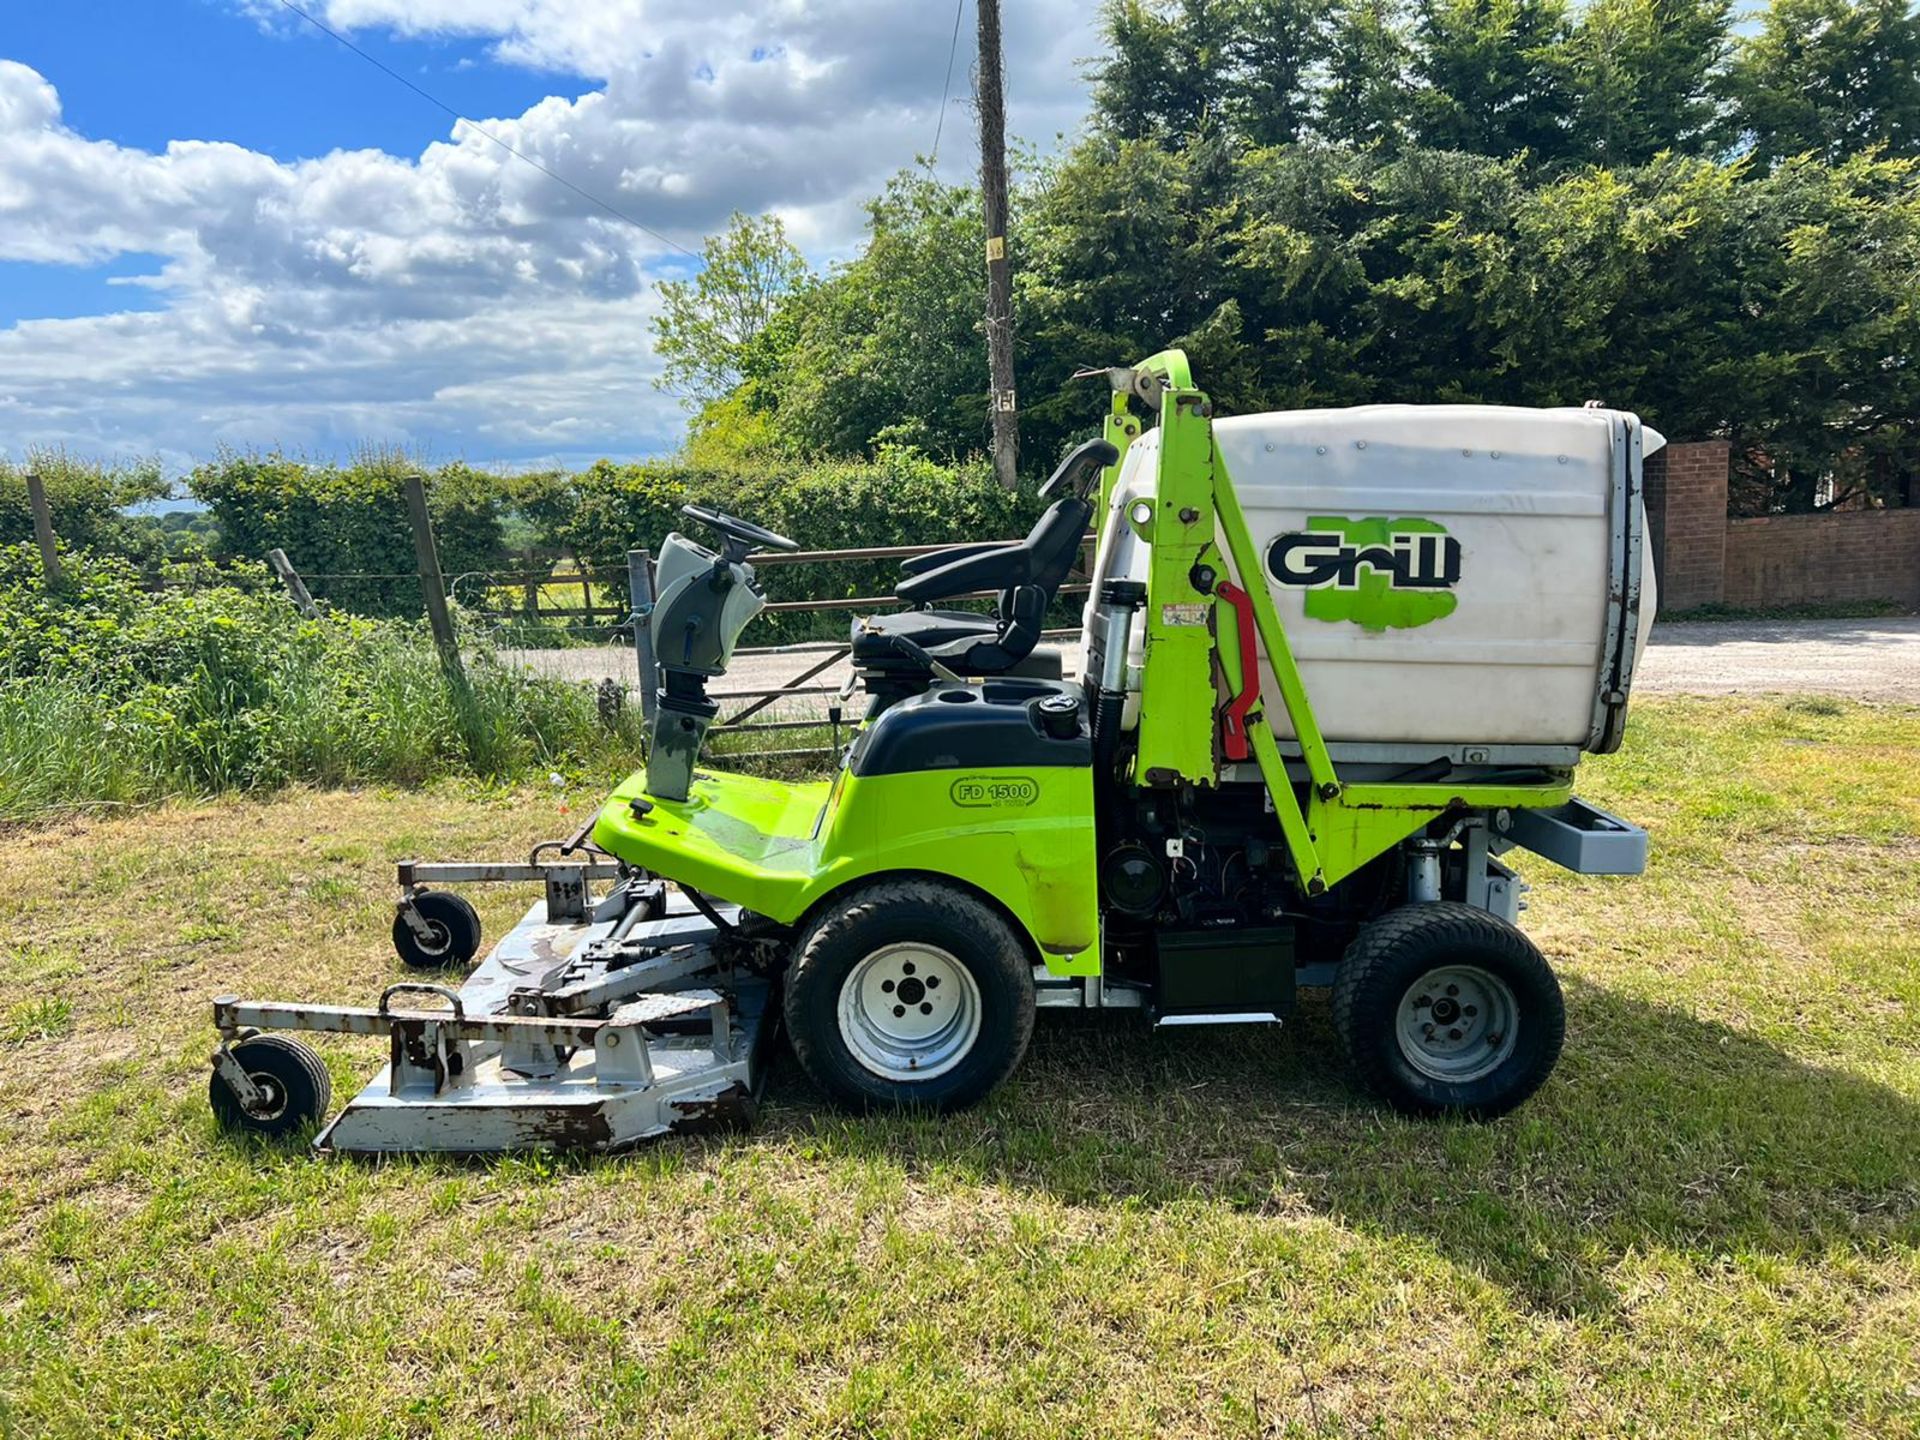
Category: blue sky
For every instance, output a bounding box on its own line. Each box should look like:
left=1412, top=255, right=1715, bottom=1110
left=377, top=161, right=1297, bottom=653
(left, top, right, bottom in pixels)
left=3, top=2, right=570, bottom=163
left=0, top=1, right=1099, bottom=472
left=0, top=0, right=581, bottom=334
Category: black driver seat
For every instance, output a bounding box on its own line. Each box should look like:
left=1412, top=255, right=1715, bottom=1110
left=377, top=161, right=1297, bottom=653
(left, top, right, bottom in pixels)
left=850, top=438, right=1118, bottom=683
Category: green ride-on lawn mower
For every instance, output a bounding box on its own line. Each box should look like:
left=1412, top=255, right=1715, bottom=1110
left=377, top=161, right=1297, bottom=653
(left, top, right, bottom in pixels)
left=207, top=350, right=1654, bottom=1152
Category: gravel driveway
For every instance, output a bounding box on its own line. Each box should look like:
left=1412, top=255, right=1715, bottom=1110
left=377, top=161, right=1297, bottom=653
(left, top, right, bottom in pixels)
left=505, top=615, right=1920, bottom=712
left=1632, top=616, right=1920, bottom=704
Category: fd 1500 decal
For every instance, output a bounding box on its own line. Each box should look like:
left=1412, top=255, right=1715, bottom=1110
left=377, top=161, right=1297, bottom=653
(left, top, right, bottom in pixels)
left=1266, top=516, right=1461, bottom=632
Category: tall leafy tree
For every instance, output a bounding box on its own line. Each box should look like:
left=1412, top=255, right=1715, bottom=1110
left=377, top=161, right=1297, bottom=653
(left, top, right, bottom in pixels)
left=1316, top=0, right=1416, bottom=147
left=773, top=173, right=992, bottom=459
left=1090, top=0, right=1243, bottom=142
left=1010, top=132, right=1271, bottom=460
left=1562, top=0, right=1732, bottom=164
left=1719, top=0, right=1920, bottom=165
left=1410, top=0, right=1578, bottom=162
left=651, top=213, right=812, bottom=407
left=1226, top=0, right=1335, bottom=146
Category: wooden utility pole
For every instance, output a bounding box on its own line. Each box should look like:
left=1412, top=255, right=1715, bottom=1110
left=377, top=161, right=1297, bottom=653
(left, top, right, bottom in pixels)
left=976, top=0, right=1019, bottom=490
left=24, top=471, right=61, bottom=587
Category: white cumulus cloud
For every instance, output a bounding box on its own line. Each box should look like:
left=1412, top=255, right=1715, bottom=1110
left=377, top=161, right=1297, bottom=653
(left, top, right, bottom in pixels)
left=0, top=1, right=1100, bottom=469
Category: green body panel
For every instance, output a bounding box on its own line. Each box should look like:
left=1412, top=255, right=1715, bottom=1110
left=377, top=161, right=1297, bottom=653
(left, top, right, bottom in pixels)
left=593, top=763, right=1101, bottom=975
left=1134, top=349, right=1195, bottom=390
left=1098, top=391, right=1142, bottom=518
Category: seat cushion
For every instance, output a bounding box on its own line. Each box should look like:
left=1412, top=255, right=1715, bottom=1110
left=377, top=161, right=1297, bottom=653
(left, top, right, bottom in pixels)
left=851, top=608, right=998, bottom=664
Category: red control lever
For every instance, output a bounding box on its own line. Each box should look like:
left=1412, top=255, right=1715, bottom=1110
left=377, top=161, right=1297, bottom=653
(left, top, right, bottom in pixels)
left=1215, top=581, right=1260, bottom=762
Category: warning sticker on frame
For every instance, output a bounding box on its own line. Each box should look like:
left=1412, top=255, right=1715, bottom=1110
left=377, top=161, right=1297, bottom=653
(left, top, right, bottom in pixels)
left=1160, top=604, right=1208, bottom=627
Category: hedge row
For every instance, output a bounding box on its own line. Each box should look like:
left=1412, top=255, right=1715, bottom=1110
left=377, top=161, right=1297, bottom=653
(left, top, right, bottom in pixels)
left=0, top=456, right=169, bottom=558
left=190, top=454, right=513, bottom=618
left=187, top=449, right=1046, bottom=640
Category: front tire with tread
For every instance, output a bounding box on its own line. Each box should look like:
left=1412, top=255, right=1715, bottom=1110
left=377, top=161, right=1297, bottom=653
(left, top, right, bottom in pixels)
left=1332, top=901, right=1564, bottom=1119
left=784, top=880, right=1036, bottom=1114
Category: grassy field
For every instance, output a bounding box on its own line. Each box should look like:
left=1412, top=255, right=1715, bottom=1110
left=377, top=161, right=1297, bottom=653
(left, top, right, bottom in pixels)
left=1, top=695, right=1916, bottom=1437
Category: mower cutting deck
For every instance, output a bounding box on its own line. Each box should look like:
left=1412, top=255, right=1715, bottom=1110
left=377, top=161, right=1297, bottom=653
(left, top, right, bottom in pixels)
left=209, top=850, right=776, bottom=1153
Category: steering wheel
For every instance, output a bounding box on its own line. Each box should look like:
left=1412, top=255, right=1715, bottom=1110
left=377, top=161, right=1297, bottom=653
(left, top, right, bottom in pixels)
left=1038, top=437, right=1122, bottom=501
left=679, top=503, right=799, bottom=553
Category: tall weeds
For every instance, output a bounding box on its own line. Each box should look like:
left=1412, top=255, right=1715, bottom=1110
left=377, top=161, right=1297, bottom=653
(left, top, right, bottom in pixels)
left=0, top=545, right=642, bottom=822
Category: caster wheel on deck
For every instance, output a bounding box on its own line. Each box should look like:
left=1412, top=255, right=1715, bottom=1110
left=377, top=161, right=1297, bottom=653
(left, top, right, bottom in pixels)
left=392, top=891, right=482, bottom=969
left=209, top=1035, right=333, bottom=1138
left=1333, top=901, right=1565, bottom=1119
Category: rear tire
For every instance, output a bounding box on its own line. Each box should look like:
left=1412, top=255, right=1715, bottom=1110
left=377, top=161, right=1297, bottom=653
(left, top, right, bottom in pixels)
left=1332, top=901, right=1564, bottom=1119
left=784, top=880, right=1036, bottom=1114
left=209, top=1036, right=333, bottom=1138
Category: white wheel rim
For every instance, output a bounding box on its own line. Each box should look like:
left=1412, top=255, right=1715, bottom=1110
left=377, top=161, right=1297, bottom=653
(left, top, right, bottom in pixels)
left=836, top=942, right=982, bottom=1082
left=1395, top=964, right=1519, bottom=1083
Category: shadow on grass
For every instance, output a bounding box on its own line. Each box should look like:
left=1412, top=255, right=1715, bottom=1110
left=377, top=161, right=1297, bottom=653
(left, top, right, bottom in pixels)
left=762, top=977, right=1920, bottom=1316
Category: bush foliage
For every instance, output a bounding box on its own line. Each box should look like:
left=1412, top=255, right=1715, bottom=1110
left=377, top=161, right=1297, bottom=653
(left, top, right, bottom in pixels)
left=0, top=454, right=169, bottom=558
left=189, top=451, right=510, bottom=617
left=179, top=448, right=1039, bottom=644
left=520, top=448, right=1038, bottom=643
left=0, top=545, right=640, bottom=820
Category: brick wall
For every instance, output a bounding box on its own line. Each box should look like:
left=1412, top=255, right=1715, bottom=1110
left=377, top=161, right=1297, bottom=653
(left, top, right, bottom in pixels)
left=1724, top=510, right=1920, bottom=609
left=1643, top=441, right=1729, bottom=610
left=1645, top=438, right=1920, bottom=611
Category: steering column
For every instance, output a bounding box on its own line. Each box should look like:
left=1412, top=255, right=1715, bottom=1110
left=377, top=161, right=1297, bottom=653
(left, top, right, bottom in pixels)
left=643, top=504, right=798, bottom=801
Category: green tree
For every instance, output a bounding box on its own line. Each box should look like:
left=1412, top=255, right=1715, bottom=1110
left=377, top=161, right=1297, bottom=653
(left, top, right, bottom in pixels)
left=1710, top=152, right=1920, bottom=508
left=1410, top=0, right=1577, bottom=162
left=1016, top=132, right=1263, bottom=460
left=1562, top=0, right=1732, bottom=164
left=1090, top=0, right=1242, bottom=142
left=1226, top=0, right=1334, bottom=145
left=1316, top=0, right=1416, bottom=148
left=1719, top=0, right=1920, bottom=165
left=773, top=173, right=992, bottom=460
left=650, top=213, right=812, bottom=407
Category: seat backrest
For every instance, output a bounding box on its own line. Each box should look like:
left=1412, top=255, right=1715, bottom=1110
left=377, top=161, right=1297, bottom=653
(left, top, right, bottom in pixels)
left=990, top=496, right=1090, bottom=638
left=1021, top=496, right=1093, bottom=602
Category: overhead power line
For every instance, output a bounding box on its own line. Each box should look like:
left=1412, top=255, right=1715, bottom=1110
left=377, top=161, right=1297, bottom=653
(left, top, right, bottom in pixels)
left=929, top=0, right=967, bottom=165
left=270, top=0, right=701, bottom=259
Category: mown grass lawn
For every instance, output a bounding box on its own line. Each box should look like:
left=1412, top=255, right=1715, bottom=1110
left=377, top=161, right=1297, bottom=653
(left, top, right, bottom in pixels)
left=1, top=695, right=1916, bottom=1438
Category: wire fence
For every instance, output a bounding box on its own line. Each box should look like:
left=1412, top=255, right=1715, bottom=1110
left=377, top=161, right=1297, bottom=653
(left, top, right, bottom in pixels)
left=274, top=534, right=1096, bottom=754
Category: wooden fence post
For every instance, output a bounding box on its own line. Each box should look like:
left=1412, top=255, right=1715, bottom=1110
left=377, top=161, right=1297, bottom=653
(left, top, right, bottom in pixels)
left=24, top=472, right=60, bottom=587
left=628, top=547, right=658, bottom=725
left=267, top=548, right=318, bottom=618
left=402, top=474, right=465, bottom=681
left=521, top=548, right=539, bottom=623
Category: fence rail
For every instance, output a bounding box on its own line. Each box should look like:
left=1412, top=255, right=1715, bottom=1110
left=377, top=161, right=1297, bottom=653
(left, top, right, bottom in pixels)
left=258, top=526, right=1097, bottom=762
left=440, top=533, right=1096, bottom=636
